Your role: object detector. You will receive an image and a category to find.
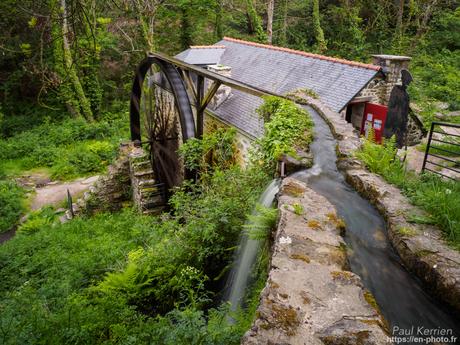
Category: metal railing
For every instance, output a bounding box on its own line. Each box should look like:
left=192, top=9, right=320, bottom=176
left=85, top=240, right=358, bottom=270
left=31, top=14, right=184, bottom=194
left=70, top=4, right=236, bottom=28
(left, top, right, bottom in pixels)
left=421, top=121, right=460, bottom=180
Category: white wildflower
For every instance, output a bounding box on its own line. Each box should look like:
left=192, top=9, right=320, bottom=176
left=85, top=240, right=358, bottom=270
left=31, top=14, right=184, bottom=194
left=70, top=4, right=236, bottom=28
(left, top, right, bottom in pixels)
left=279, top=236, right=292, bottom=244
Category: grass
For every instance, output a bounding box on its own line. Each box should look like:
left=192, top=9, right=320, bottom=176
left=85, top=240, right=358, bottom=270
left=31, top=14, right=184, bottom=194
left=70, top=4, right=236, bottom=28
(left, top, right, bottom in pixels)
left=0, top=113, right=129, bottom=180
left=356, top=136, right=460, bottom=249
left=0, top=161, right=270, bottom=344
left=0, top=180, right=26, bottom=233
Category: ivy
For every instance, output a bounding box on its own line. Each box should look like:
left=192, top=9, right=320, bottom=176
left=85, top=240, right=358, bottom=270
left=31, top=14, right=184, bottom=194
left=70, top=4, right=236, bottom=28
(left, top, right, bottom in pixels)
left=254, top=96, right=314, bottom=169
left=178, top=127, right=237, bottom=174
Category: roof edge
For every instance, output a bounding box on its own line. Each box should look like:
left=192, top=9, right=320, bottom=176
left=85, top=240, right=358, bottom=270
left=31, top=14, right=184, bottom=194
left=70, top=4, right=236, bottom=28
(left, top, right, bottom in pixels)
left=190, top=45, right=226, bottom=49
left=222, top=37, right=381, bottom=71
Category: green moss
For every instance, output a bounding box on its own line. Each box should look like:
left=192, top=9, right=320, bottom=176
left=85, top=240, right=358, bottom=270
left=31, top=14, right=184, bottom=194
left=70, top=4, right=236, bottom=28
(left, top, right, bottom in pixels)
left=331, top=270, right=355, bottom=281
left=271, top=304, right=300, bottom=336
left=292, top=203, right=304, bottom=216
left=396, top=226, right=417, bottom=237
left=307, top=219, right=322, bottom=230
left=290, top=253, right=311, bottom=263
left=415, top=249, right=435, bottom=257
left=283, top=184, right=305, bottom=198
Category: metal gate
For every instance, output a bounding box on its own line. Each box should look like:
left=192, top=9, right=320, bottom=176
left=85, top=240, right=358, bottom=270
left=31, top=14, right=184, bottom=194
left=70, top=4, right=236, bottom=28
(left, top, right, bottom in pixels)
left=421, top=121, right=460, bottom=180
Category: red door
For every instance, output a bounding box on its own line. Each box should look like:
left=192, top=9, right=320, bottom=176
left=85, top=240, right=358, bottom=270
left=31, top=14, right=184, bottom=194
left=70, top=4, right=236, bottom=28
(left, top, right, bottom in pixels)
left=360, top=103, right=388, bottom=143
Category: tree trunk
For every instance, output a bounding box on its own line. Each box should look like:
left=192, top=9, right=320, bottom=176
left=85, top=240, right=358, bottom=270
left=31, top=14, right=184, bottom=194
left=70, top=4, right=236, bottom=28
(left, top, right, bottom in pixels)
left=396, top=0, right=404, bottom=41
left=60, top=0, right=94, bottom=121
left=312, top=0, right=326, bottom=53
left=246, top=0, right=267, bottom=42
left=280, top=0, right=288, bottom=45
left=267, top=0, right=275, bottom=44
left=215, top=0, right=223, bottom=39
left=180, top=7, right=192, bottom=49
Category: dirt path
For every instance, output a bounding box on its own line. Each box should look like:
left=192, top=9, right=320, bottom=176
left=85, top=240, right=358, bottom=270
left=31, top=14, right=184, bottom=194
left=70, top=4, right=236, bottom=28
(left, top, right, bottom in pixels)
left=31, top=176, right=99, bottom=210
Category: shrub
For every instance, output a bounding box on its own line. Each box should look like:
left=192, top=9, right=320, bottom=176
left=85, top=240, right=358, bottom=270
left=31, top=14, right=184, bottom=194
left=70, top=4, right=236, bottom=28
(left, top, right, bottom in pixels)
left=179, top=128, right=237, bottom=174
left=254, top=96, right=314, bottom=169
left=0, top=180, right=25, bottom=233
left=356, top=136, right=460, bottom=248
left=16, top=206, right=57, bottom=235
left=0, top=114, right=128, bottom=179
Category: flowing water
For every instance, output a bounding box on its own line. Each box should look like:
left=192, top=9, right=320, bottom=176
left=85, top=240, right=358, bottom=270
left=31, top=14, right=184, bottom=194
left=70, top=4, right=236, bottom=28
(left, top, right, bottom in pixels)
left=224, top=106, right=459, bottom=342
left=292, top=106, right=460, bottom=342
left=225, top=179, right=280, bottom=311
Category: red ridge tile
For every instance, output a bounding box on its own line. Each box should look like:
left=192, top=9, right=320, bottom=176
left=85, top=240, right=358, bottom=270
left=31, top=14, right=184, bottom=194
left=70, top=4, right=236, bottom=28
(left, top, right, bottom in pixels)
left=221, top=37, right=381, bottom=71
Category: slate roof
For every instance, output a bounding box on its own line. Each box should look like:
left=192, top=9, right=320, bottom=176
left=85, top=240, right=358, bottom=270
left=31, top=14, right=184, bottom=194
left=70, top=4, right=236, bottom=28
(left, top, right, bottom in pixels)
left=175, top=37, right=381, bottom=138
left=175, top=46, right=226, bottom=66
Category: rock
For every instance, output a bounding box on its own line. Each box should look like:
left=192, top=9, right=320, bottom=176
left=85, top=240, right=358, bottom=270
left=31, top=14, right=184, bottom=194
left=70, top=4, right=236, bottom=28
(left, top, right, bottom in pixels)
left=242, top=178, right=388, bottom=345
left=344, top=169, right=460, bottom=314
left=434, top=102, right=449, bottom=111
left=280, top=150, right=313, bottom=174
left=292, top=96, right=460, bottom=315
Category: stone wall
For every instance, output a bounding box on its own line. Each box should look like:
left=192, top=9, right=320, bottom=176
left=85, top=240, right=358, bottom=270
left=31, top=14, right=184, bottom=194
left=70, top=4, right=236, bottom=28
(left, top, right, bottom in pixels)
left=301, top=96, right=460, bottom=315
left=204, top=112, right=255, bottom=165
left=67, top=143, right=165, bottom=218
left=353, top=53, right=412, bottom=106
left=243, top=178, right=388, bottom=344
left=355, top=75, right=387, bottom=105
left=67, top=143, right=133, bottom=218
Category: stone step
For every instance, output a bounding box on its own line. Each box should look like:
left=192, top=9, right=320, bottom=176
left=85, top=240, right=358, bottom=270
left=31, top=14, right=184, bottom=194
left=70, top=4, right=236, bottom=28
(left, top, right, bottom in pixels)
left=138, top=179, right=157, bottom=187
left=143, top=200, right=167, bottom=210
left=141, top=189, right=164, bottom=198
left=134, top=169, right=155, bottom=178
left=132, top=161, right=152, bottom=170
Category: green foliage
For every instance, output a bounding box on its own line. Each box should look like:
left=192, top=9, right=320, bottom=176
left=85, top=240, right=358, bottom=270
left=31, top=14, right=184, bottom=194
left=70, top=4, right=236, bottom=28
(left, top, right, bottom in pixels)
left=245, top=0, right=267, bottom=42
left=255, top=96, right=314, bottom=168
left=355, top=132, right=403, bottom=181
left=292, top=203, right=304, bottom=216
left=0, top=159, right=269, bottom=344
left=179, top=128, right=237, bottom=174
left=0, top=114, right=128, bottom=179
left=356, top=136, right=460, bottom=249
left=0, top=180, right=26, bottom=233
left=244, top=204, right=278, bottom=241
left=16, top=206, right=57, bottom=235
left=324, top=5, right=367, bottom=60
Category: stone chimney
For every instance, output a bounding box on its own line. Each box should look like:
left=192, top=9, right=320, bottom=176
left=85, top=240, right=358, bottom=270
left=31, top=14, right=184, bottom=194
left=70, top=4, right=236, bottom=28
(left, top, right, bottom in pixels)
left=207, top=64, right=232, bottom=109
left=371, top=54, right=411, bottom=104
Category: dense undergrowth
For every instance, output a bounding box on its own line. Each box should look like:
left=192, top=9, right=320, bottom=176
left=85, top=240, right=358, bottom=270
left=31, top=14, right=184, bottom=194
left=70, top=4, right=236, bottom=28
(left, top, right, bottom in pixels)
left=0, top=180, right=26, bottom=233
left=0, top=111, right=129, bottom=180
left=0, top=97, right=314, bottom=343
left=356, top=136, right=460, bottom=249
left=255, top=96, right=314, bottom=169
left=0, top=164, right=269, bottom=344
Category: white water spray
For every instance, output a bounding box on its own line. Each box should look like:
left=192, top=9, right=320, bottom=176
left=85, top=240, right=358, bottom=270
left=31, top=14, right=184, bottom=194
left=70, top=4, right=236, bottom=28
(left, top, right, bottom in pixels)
left=224, top=179, right=280, bottom=311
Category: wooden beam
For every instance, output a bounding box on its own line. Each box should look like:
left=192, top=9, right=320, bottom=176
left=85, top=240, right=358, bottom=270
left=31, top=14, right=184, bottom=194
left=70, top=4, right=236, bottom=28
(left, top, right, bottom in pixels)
left=148, top=51, right=279, bottom=98
left=196, top=75, right=205, bottom=138
left=182, top=70, right=198, bottom=104
left=200, top=81, right=221, bottom=112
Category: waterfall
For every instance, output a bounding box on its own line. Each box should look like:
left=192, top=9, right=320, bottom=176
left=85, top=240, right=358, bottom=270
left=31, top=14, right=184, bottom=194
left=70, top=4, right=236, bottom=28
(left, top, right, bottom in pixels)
left=224, top=179, right=280, bottom=311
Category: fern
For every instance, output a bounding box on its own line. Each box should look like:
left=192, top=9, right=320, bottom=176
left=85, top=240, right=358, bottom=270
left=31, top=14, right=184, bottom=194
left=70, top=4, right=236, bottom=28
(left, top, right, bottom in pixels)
left=95, top=248, right=153, bottom=298
left=244, top=204, right=278, bottom=241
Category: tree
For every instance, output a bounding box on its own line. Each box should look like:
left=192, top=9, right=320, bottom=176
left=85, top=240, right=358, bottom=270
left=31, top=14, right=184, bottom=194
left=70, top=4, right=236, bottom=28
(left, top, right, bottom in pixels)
left=267, top=0, right=275, bottom=44
left=311, top=0, right=327, bottom=53
left=50, top=0, right=94, bottom=121
left=246, top=0, right=267, bottom=42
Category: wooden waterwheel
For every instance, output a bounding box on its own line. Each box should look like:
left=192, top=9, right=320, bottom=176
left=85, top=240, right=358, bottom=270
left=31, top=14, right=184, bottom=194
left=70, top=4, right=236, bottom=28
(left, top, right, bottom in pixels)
left=130, top=56, right=196, bottom=197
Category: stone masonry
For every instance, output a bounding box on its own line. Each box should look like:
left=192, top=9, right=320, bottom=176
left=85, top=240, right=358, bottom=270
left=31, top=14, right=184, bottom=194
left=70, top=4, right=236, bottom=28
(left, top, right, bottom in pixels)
left=66, top=143, right=165, bottom=218
left=243, top=178, right=388, bottom=345
left=302, top=95, right=460, bottom=315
